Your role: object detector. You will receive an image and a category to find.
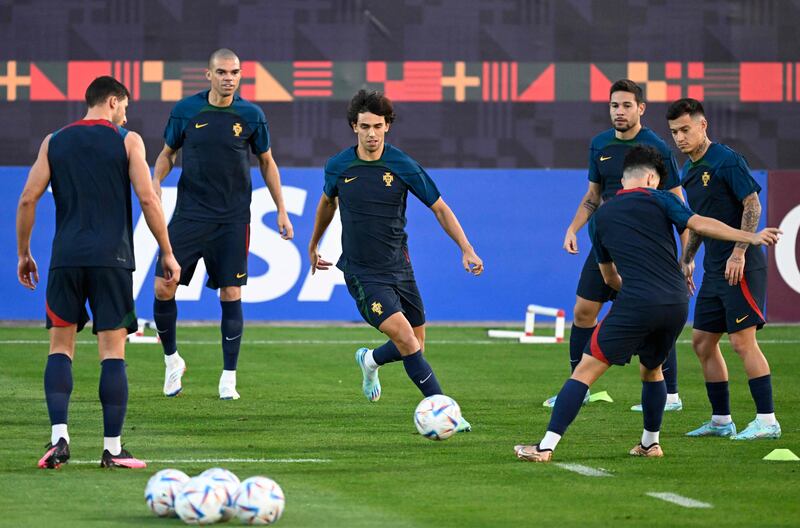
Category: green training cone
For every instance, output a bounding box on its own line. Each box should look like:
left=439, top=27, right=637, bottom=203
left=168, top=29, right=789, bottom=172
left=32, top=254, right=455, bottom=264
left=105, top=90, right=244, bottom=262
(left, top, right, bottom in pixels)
left=588, top=390, right=613, bottom=403
left=763, top=449, right=799, bottom=461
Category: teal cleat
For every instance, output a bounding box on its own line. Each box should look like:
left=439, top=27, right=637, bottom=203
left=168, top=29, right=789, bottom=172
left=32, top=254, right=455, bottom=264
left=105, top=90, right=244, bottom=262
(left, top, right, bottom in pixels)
left=355, top=348, right=381, bottom=402
left=456, top=416, right=472, bottom=433
left=685, top=420, right=737, bottom=437
left=543, top=389, right=590, bottom=408
left=731, top=419, right=781, bottom=440
left=630, top=398, right=683, bottom=412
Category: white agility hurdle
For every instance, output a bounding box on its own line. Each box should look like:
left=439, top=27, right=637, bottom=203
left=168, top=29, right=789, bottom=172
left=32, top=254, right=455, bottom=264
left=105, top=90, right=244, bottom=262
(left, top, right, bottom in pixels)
left=488, top=304, right=566, bottom=344
left=127, top=319, right=160, bottom=344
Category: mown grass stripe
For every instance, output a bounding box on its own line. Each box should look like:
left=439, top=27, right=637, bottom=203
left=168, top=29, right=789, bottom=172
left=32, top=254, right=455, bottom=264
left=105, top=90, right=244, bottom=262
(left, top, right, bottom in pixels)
left=646, top=492, right=713, bottom=509
left=553, top=463, right=613, bottom=477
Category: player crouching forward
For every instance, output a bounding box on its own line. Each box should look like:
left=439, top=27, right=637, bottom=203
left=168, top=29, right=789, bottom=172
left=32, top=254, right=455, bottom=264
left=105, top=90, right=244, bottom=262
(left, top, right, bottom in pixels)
left=514, top=145, right=780, bottom=462
left=308, top=90, right=483, bottom=433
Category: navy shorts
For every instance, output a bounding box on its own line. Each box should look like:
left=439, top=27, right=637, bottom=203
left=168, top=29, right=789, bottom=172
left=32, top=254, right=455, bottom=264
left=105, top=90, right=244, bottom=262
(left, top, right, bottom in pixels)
left=693, top=269, right=766, bottom=334
left=45, top=267, right=138, bottom=335
left=156, top=217, right=249, bottom=290
left=344, top=273, right=425, bottom=329
left=585, top=301, right=688, bottom=370
left=576, top=252, right=616, bottom=303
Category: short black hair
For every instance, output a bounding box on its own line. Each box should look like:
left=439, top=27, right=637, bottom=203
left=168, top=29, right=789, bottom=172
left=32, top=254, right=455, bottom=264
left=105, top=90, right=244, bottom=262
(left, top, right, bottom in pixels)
left=347, top=89, right=395, bottom=127
left=665, top=98, right=705, bottom=120
left=610, top=79, right=644, bottom=104
left=208, top=48, right=239, bottom=69
left=622, top=145, right=667, bottom=188
left=85, top=76, right=130, bottom=107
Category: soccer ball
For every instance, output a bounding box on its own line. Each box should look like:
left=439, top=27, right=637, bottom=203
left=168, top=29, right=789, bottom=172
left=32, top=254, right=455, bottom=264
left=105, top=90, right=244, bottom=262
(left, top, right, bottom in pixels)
left=199, top=467, right=240, bottom=521
left=144, top=468, right=190, bottom=517
left=234, top=476, right=286, bottom=525
left=174, top=476, right=227, bottom=525
left=414, top=394, right=462, bottom=440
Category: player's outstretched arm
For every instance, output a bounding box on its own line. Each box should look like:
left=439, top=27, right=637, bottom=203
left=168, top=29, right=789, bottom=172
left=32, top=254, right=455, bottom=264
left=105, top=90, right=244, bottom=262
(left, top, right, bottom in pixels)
left=598, top=262, right=622, bottom=292
left=681, top=229, right=702, bottom=295
left=127, top=132, right=180, bottom=284
left=308, top=194, right=337, bottom=275
left=16, top=135, right=52, bottom=290
left=723, top=192, right=761, bottom=286
left=687, top=215, right=780, bottom=247
left=564, top=182, right=601, bottom=254
left=429, top=198, right=484, bottom=276
left=258, top=149, right=294, bottom=240
left=152, top=143, right=178, bottom=200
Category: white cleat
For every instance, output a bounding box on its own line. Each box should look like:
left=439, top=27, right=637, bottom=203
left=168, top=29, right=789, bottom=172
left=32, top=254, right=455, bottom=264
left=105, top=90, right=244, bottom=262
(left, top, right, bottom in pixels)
left=219, top=373, right=240, bottom=400
left=163, top=353, right=186, bottom=397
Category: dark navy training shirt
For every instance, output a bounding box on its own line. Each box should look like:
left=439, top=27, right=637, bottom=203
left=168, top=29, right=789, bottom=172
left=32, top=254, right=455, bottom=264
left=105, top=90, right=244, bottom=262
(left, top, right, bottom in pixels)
left=164, top=90, right=270, bottom=223
left=681, top=142, right=765, bottom=278
left=590, top=188, right=694, bottom=305
left=47, top=119, right=134, bottom=270
left=323, top=144, right=441, bottom=278
left=588, top=127, right=681, bottom=202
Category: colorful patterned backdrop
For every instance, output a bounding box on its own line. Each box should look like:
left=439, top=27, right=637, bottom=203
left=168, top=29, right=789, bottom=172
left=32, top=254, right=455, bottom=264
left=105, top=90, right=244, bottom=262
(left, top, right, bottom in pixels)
left=1, top=0, right=799, bottom=168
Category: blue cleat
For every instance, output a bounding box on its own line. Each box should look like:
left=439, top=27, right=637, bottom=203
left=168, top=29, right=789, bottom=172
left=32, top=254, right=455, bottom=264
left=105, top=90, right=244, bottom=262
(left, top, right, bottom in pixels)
left=455, top=416, right=472, bottom=433
left=685, top=420, right=737, bottom=437
left=543, top=389, right=590, bottom=408
left=630, top=398, right=683, bottom=412
left=355, top=348, right=381, bottom=402
left=731, top=419, right=781, bottom=440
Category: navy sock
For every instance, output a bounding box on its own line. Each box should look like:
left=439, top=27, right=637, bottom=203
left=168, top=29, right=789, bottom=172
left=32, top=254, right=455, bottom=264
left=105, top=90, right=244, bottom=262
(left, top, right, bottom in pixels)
left=99, top=359, right=128, bottom=437
left=663, top=344, right=678, bottom=394
left=547, top=379, right=589, bottom=435
left=221, top=300, right=243, bottom=371
left=153, top=298, right=178, bottom=356
left=44, top=353, right=73, bottom=425
left=373, top=340, right=402, bottom=365
left=569, top=324, right=595, bottom=373
left=641, top=380, right=667, bottom=433
left=748, top=374, right=774, bottom=414
left=402, top=350, right=442, bottom=397
left=705, top=381, right=731, bottom=416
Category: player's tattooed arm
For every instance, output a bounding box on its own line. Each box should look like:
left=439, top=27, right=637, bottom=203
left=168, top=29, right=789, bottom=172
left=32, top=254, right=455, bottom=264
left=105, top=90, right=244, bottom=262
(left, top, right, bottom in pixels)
left=734, top=193, right=761, bottom=251
left=564, top=182, right=602, bottom=254
left=682, top=230, right=702, bottom=264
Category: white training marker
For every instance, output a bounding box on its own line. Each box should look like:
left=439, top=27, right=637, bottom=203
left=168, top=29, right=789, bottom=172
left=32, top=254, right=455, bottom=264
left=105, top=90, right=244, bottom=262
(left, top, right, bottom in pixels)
left=553, top=463, right=613, bottom=477
left=70, top=457, right=330, bottom=465
left=646, top=492, right=712, bottom=509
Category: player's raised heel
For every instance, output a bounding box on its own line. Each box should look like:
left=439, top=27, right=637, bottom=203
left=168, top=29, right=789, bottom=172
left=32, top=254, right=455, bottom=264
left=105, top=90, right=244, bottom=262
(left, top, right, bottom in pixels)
left=355, top=347, right=381, bottom=402
left=514, top=444, right=553, bottom=463
left=629, top=442, right=664, bottom=457
left=630, top=398, right=683, bottom=412
left=543, top=389, right=590, bottom=408
left=730, top=419, right=781, bottom=440
left=38, top=438, right=70, bottom=469
left=685, top=420, right=737, bottom=437
left=100, top=447, right=147, bottom=469
left=163, top=353, right=186, bottom=397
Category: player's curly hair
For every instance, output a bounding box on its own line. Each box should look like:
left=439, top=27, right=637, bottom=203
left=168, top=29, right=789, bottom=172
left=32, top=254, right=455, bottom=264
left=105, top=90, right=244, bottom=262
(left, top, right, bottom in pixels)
left=347, top=90, right=396, bottom=127
left=85, top=76, right=130, bottom=107
left=622, top=145, right=667, bottom=188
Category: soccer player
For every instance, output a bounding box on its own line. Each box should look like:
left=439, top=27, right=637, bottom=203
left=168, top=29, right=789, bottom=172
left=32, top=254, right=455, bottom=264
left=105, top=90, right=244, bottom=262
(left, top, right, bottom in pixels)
left=308, top=90, right=483, bottom=431
left=514, top=146, right=780, bottom=462
left=667, top=98, right=781, bottom=440
left=151, top=48, right=294, bottom=400
left=550, top=79, right=686, bottom=412
left=17, top=76, right=180, bottom=469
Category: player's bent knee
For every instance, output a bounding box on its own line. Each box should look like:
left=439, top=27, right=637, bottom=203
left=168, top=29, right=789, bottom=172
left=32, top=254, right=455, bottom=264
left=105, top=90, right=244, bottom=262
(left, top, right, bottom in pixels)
left=154, top=277, right=177, bottom=301
left=573, top=298, right=600, bottom=327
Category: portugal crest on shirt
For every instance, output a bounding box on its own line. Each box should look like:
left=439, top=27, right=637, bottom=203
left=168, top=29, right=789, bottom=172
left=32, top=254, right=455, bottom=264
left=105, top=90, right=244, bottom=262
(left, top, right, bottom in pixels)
left=371, top=301, right=383, bottom=316
left=232, top=122, right=242, bottom=137
left=702, top=171, right=711, bottom=187
left=383, top=172, right=394, bottom=187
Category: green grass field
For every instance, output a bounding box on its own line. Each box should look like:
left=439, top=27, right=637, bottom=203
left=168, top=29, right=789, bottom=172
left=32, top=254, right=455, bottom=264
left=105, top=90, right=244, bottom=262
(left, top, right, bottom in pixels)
left=1, top=325, right=798, bottom=527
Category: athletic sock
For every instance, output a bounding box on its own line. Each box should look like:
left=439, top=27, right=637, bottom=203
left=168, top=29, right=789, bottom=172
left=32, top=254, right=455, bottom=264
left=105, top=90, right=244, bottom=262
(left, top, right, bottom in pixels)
left=373, top=340, right=402, bottom=366
left=539, top=431, right=561, bottom=451
left=705, top=381, right=730, bottom=416
left=641, top=380, right=667, bottom=434
left=364, top=350, right=379, bottom=370
left=756, top=413, right=777, bottom=426
left=402, top=350, right=442, bottom=397
left=99, top=359, right=128, bottom=438
left=747, top=374, right=775, bottom=415
left=662, top=344, right=679, bottom=394
left=104, top=436, right=122, bottom=456
left=44, top=353, right=73, bottom=443
left=220, top=369, right=236, bottom=386
left=712, top=414, right=733, bottom=425
left=641, top=429, right=660, bottom=448
left=666, top=393, right=681, bottom=404
left=220, top=300, right=243, bottom=371
left=569, top=324, right=595, bottom=373
left=547, top=379, right=589, bottom=435
left=153, top=298, right=178, bottom=356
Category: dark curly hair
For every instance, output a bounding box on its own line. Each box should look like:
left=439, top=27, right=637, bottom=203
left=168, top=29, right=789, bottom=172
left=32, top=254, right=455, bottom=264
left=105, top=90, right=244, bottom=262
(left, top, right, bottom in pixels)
left=347, top=89, right=395, bottom=127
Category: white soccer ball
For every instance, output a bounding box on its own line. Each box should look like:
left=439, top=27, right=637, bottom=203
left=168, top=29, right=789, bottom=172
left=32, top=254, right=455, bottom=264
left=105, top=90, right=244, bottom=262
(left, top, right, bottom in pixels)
left=414, top=394, right=462, bottom=440
left=174, top=476, right=227, bottom=525
left=199, top=467, right=241, bottom=521
left=234, top=476, right=286, bottom=525
left=144, top=468, right=190, bottom=517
